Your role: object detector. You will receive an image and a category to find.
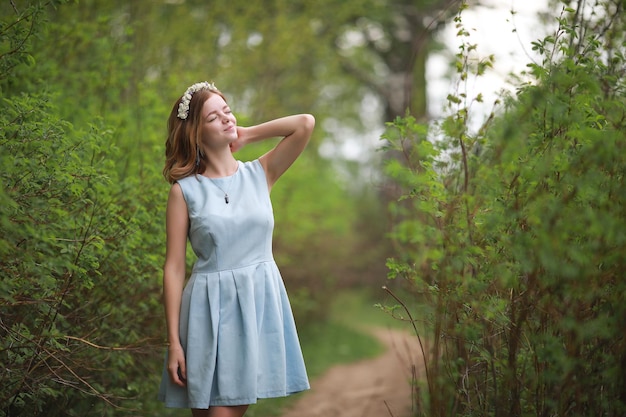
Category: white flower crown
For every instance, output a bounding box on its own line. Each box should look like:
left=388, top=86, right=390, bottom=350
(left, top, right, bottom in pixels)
left=177, top=81, right=218, bottom=120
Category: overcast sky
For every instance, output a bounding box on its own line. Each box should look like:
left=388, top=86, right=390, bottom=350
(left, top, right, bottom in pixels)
left=428, top=0, right=553, bottom=126
left=320, top=0, right=555, bottom=163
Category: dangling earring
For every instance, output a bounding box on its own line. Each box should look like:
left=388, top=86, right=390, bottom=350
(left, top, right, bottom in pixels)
left=195, top=148, right=201, bottom=169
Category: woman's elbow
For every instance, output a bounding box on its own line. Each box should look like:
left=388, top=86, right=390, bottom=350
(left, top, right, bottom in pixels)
left=301, top=114, right=315, bottom=132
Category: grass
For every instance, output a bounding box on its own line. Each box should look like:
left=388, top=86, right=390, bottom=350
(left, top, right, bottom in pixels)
left=330, top=287, right=413, bottom=330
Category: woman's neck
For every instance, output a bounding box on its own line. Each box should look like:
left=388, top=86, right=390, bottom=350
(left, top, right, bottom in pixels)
left=201, top=153, right=238, bottom=178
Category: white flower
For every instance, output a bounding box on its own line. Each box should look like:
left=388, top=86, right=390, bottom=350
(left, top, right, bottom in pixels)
left=176, top=81, right=218, bottom=120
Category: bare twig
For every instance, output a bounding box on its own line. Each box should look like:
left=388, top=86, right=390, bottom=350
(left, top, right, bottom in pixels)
left=382, top=285, right=431, bottom=392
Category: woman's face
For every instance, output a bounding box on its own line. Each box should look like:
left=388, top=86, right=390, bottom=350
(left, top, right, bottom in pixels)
left=200, top=93, right=238, bottom=148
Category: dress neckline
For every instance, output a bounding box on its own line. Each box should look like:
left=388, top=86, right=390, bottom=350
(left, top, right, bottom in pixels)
left=200, top=160, right=240, bottom=181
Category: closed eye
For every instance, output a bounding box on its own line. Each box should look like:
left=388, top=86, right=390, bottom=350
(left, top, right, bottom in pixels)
left=206, top=106, right=232, bottom=122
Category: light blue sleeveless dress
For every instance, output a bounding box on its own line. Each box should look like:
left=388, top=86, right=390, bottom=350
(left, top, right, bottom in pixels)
left=158, top=160, right=309, bottom=408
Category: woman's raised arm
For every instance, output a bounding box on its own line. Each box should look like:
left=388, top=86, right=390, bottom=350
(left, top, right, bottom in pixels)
left=234, top=114, right=315, bottom=188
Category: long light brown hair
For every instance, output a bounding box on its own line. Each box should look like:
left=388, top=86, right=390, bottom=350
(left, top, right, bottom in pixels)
left=163, top=87, right=228, bottom=184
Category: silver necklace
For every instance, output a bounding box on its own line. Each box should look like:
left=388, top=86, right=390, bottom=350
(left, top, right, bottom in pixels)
left=207, top=175, right=234, bottom=204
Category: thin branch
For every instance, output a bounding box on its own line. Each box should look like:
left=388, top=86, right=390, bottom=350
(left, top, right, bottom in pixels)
left=382, top=285, right=431, bottom=391
left=63, top=335, right=164, bottom=352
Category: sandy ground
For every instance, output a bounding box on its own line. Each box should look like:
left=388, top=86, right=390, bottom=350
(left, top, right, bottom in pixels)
left=280, top=327, right=424, bottom=417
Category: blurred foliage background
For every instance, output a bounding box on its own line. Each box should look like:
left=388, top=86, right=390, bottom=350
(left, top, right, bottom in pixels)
left=1, top=0, right=625, bottom=416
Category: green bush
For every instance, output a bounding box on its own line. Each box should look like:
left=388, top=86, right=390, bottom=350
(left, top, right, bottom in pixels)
left=384, top=2, right=626, bottom=417
left=0, top=91, right=165, bottom=416
left=1, top=4, right=165, bottom=415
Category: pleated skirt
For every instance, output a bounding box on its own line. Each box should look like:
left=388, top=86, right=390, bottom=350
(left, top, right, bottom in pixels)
left=158, top=261, right=309, bottom=408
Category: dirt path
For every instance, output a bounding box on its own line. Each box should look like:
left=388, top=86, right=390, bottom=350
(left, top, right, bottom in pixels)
left=280, top=327, right=424, bottom=417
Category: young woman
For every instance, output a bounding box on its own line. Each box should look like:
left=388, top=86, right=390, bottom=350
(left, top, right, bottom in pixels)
left=158, top=82, right=314, bottom=417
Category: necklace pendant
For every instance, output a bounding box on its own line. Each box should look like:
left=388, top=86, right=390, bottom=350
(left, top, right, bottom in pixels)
left=224, top=194, right=229, bottom=204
